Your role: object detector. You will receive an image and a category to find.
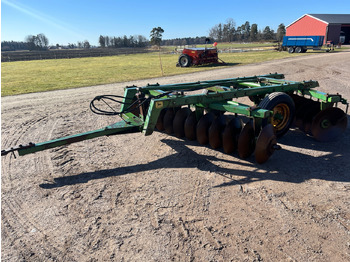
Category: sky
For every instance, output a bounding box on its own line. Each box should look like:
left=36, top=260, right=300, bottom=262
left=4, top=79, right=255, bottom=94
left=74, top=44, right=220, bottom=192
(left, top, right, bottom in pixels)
left=1, top=0, right=350, bottom=46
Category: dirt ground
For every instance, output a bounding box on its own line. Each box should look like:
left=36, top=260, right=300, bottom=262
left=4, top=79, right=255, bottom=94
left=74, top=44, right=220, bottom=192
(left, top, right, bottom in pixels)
left=2, top=51, right=350, bottom=262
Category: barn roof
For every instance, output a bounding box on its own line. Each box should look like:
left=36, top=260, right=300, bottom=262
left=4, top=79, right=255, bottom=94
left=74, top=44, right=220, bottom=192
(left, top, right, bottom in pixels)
left=308, top=14, right=350, bottom=24
left=287, top=14, right=350, bottom=28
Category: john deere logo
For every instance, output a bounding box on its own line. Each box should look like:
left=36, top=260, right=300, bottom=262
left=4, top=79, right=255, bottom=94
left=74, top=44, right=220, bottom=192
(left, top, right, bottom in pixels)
left=155, top=101, right=163, bottom=108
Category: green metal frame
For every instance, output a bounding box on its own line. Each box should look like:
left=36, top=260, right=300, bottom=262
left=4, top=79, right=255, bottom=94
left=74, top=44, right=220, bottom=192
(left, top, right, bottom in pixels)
left=2, top=73, right=348, bottom=157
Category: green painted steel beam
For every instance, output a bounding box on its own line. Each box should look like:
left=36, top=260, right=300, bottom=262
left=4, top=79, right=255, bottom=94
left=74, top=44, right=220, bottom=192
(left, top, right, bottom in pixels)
left=142, top=100, right=162, bottom=136
left=120, top=88, right=138, bottom=113
left=17, top=114, right=143, bottom=156
left=208, top=101, right=272, bottom=118
left=121, top=73, right=287, bottom=116
left=238, top=82, right=261, bottom=88
left=298, top=89, right=348, bottom=104
left=128, top=73, right=285, bottom=93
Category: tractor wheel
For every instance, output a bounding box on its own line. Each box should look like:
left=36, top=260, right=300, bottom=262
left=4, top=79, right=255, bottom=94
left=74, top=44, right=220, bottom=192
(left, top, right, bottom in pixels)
left=259, top=92, right=295, bottom=138
left=178, top=54, right=192, bottom=67
left=288, top=47, right=295, bottom=53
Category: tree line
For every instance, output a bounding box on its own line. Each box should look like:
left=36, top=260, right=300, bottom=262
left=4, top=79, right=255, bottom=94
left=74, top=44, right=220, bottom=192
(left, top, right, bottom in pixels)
left=98, top=35, right=148, bottom=48
left=208, top=18, right=286, bottom=42
left=161, top=36, right=210, bottom=46
left=2, top=19, right=286, bottom=51
left=1, top=40, right=30, bottom=51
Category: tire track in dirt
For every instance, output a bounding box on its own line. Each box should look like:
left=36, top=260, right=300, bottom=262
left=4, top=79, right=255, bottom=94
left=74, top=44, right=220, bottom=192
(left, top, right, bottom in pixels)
left=2, top=51, right=350, bottom=261
left=2, top=116, right=48, bottom=148
left=1, top=197, right=70, bottom=261
left=1, top=115, right=54, bottom=191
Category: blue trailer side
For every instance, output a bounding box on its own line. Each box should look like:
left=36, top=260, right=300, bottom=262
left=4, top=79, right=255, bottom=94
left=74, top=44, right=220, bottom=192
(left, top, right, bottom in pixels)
left=282, top=36, right=324, bottom=53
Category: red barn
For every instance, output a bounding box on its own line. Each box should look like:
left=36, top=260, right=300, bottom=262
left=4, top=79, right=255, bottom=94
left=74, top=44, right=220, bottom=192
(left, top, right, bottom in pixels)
left=286, top=14, right=350, bottom=45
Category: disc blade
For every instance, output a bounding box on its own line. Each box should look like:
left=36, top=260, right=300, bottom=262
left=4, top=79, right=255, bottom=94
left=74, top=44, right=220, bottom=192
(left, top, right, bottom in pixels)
left=237, top=120, right=255, bottom=159
left=209, top=115, right=226, bottom=149
left=155, top=109, right=167, bottom=131
left=290, top=94, right=307, bottom=108
left=196, top=112, right=215, bottom=145
left=222, top=117, right=242, bottom=154
left=294, top=99, right=315, bottom=129
left=300, top=100, right=321, bottom=134
left=184, top=112, right=198, bottom=140
left=255, top=124, right=278, bottom=164
left=311, top=107, right=348, bottom=142
left=163, top=109, right=176, bottom=134
left=173, top=108, right=192, bottom=138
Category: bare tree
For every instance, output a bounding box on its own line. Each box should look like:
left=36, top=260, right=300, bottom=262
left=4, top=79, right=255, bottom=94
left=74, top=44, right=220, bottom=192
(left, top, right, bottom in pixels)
left=25, top=35, right=36, bottom=50
left=25, top=33, right=49, bottom=50
left=223, top=18, right=236, bottom=42
left=83, top=40, right=91, bottom=49
left=36, top=33, right=49, bottom=49
left=137, top=35, right=147, bottom=47
left=209, top=23, right=223, bottom=41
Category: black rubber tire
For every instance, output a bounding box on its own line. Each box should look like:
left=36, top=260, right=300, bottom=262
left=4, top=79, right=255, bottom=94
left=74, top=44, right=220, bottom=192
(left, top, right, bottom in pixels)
left=288, top=47, right=295, bottom=53
left=295, top=46, right=302, bottom=53
left=259, top=92, right=295, bottom=138
left=178, top=54, right=192, bottom=67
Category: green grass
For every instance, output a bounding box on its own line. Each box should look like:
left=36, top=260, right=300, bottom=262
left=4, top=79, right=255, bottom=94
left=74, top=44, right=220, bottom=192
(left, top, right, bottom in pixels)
left=2, top=50, right=313, bottom=96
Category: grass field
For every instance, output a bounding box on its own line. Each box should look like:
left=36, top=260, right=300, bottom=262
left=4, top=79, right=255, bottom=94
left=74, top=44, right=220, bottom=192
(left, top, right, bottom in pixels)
left=1, top=49, right=315, bottom=96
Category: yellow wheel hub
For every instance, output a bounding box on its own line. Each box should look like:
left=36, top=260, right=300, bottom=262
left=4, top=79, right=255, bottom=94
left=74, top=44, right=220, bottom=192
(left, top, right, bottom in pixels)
left=271, top=103, right=290, bottom=131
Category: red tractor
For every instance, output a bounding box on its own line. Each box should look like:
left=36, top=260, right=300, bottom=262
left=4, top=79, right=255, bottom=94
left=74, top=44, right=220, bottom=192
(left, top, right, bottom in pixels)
left=177, top=47, right=222, bottom=67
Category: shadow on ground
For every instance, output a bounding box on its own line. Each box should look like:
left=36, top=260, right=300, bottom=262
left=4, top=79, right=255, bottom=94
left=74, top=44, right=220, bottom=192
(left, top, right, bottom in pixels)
left=40, top=123, right=350, bottom=189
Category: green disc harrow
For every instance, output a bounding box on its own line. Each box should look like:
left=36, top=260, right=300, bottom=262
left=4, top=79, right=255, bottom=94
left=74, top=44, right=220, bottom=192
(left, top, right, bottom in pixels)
left=2, top=73, right=348, bottom=164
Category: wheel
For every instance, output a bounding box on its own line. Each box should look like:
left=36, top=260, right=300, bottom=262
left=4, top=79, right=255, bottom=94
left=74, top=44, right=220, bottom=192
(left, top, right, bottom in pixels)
left=301, top=47, right=307, bottom=53
left=288, top=47, right=295, bottom=53
left=295, top=46, right=302, bottom=53
left=259, top=92, right=295, bottom=138
left=178, top=54, right=192, bottom=67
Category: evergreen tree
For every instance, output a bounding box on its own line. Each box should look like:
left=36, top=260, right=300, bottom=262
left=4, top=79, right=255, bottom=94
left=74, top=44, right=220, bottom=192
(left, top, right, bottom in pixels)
left=99, top=35, right=106, bottom=48
left=150, top=27, right=164, bottom=46
left=276, top=23, right=286, bottom=42
left=262, top=26, right=275, bottom=40
left=251, top=24, right=258, bottom=41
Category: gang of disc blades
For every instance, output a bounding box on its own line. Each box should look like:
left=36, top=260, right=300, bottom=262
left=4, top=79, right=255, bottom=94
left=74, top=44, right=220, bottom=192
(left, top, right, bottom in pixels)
left=255, top=124, right=278, bottom=164
left=237, top=120, right=255, bottom=159
left=311, top=107, right=348, bottom=142
left=173, top=108, right=192, bottom=138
